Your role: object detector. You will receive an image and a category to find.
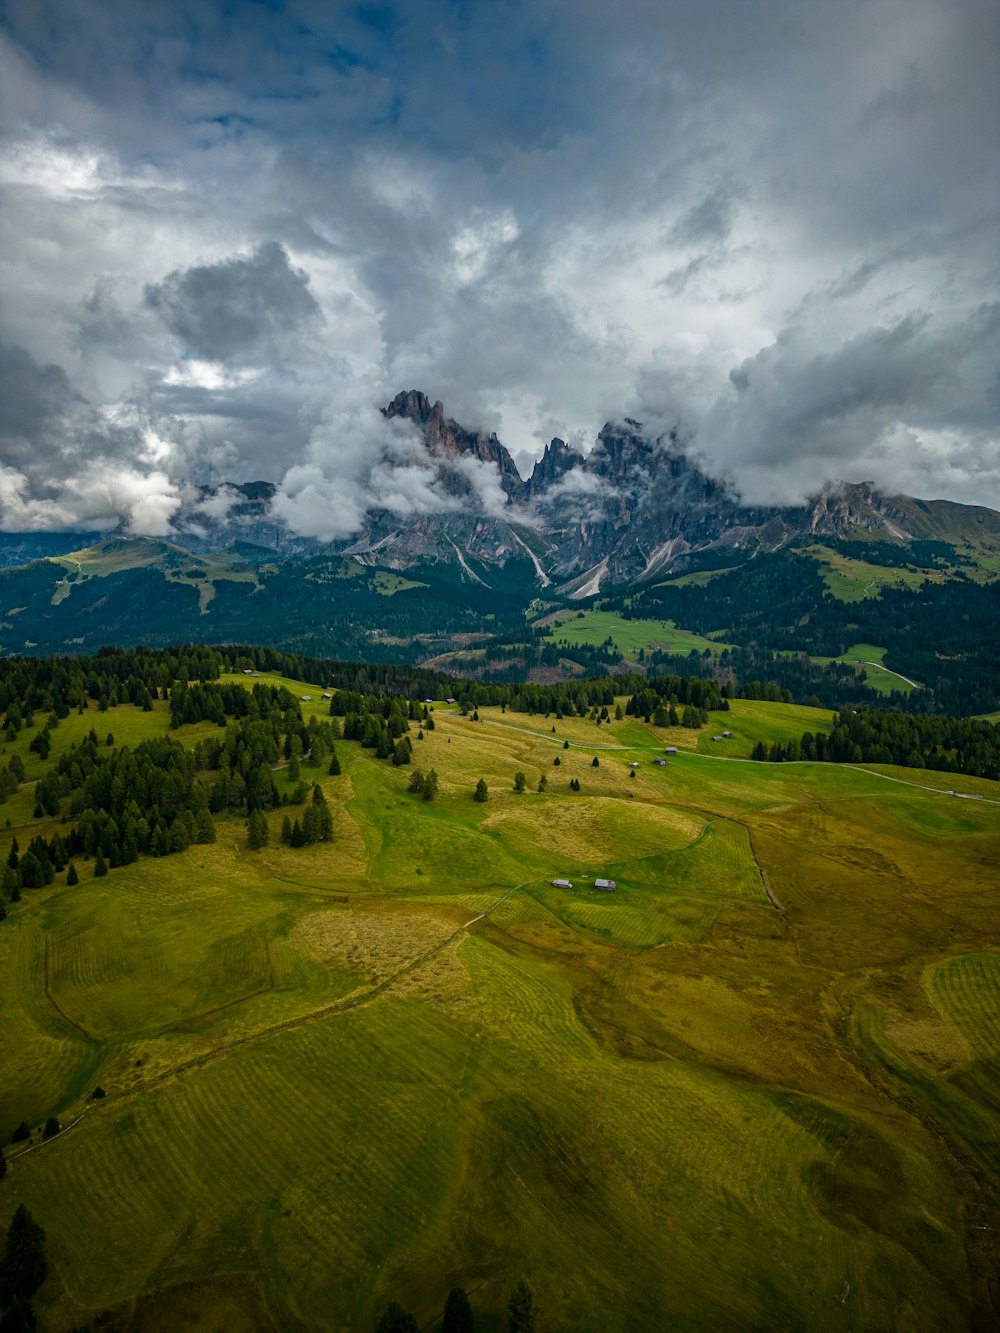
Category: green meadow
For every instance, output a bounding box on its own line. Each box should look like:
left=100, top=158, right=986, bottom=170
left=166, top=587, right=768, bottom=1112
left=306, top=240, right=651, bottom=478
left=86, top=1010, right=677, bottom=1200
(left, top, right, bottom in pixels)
left=539, top=608, right=728, bottom=659
left=1, top=686, right=998, bottom=1331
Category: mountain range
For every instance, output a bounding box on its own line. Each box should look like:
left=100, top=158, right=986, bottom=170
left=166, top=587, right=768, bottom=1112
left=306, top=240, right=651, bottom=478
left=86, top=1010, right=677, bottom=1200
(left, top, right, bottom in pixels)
left=153, top=389, right=1000, bottom=596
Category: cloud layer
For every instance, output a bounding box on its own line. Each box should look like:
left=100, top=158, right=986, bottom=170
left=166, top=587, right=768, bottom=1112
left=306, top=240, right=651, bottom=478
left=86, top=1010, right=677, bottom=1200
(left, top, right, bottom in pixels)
left=0, top=0, right=997, bottom=536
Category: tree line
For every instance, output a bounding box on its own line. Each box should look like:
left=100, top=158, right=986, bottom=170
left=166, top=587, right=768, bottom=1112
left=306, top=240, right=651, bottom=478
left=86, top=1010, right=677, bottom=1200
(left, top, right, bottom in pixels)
left=755, top=707, right=1000, bottom=780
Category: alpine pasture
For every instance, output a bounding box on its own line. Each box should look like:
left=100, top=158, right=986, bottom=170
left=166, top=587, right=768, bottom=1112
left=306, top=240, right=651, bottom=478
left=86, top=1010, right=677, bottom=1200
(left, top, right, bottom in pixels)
left=1, top=678, right=998, bottom=1331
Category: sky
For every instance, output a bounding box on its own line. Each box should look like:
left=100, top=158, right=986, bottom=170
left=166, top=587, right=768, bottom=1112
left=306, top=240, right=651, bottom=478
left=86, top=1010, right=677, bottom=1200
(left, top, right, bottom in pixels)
left=0, top=0, right=998, bottom=537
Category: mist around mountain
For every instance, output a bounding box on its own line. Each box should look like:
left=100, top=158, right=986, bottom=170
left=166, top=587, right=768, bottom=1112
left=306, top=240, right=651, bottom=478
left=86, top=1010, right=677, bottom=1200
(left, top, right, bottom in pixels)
left=151, top=390, right=1000, bottom=597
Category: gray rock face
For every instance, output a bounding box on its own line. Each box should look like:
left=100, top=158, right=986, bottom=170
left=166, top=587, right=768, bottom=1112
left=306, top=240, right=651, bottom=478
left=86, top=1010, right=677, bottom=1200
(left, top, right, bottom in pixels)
left=162, top=391, right=1000, bottom=590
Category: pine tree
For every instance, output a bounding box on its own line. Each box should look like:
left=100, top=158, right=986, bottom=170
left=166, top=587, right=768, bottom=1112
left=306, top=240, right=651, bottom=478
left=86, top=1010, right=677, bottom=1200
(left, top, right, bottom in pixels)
left=513, top=771, right=526, bottom=793
left=592, top=756, right=599, bottom=767
left=408, top=770, right=426, bottom=796
left=195, top=808, right=217, bottom=843
left=375, top=1302, right=419, bottom=1333
left=93, top=851, right=108, bottom=878
left=281, top=815, right=293, bottom=845
left=247, top=810, right=269, bottom=850
left=0, top=1203, right=48, bottom=1304
left=507, top=1280, right=536, bottom=1333
left=317, top=803, right=334, bottom=841
left=422, top=769, right=438, bottom=802
left=537, top=775, right=547, bottom=792
left=66, top=863, right=79, bottom=886
left=328, top=749, right=341, bottom=776
left=302, top=803, right=321, bottom=844
left=442, top=1286, right=475, bottom=1333
left=473, top=779, right=488, bottom=803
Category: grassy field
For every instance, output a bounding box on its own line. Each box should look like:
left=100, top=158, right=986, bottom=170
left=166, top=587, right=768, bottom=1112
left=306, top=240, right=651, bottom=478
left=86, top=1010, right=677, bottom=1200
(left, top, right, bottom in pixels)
left=538, top=608, right=728, bottom=659
left=799, top=544, right=942, bottom=602
left=1, top=685, right=998, bottom=1331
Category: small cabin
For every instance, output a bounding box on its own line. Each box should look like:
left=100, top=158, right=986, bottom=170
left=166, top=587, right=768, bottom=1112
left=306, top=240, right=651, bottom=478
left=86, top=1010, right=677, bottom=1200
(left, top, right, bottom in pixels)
left=664, top=747, right=678, bottom=755
left=712, top=735, right=723, bottom=741
left=653, top=758, right=667, bottom=766
left=551, top=878, right=572, bottom=889
left=595, top=878, right=616, bottom=892
left=301, top=695, right=312, bottom=702
left=243, top=668, right=253, bottom=675
left=723, top=730, right=733, bottom=738
left=446, top=697, right=457, bottom=704
left=629, top=760, right=640, bottom=767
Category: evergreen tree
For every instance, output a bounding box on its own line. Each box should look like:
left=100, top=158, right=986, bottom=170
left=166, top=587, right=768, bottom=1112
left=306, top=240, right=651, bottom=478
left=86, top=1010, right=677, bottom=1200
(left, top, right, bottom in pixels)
left=317, top=802, right=334, bottom=841
left=592, top=756, right=599, bottom=767
left=195, top=808, right=217, bottom=844
left=473, top=779, right=489, bottom=803
left=442, top=1286, right=474, bottom=1333
left=537, top=775, right=547, bottom=793
left=281, top=815, right=293, bottom=845
left=328, top=749, right=341, bottom=776
left=302, top=803, right=321, bottom=844
left=422, top=769, right=438, bottom=802
left=289, top=818, right=305, bottom=848
left=513, top=771, right=526, bottom=793
left=65, top=863, right=79, bottom=887
left=42, top=1118, right=59, bottom=1141
left=375, top=1301, right=419, bottom=1333
left=407, top=770, right=426, bottom=796
left=507, top=1280, right=536, bottom=1333
left=10, top=1124, right=29, bottom=1144
left=247, top=810, right=269, bottom=850
left=0, top=1204, right=48, bottom=1304
left=2, top=865, right=18, bottom=899
left=16, top=853, right=43, bottom=890
left=287, top=751, right=300, bottom=782
left=653, top=704, right=670, bottom=727
left=93, top=851, right=108, bottom=878
left=0, top=1294, right=36, bottom=1332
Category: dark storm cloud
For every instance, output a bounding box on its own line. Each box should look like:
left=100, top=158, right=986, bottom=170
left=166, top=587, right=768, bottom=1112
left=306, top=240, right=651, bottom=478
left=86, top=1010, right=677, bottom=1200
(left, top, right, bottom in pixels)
left=143, top=242, right=321, bottom=364
left=0, top=0, right=997, bottom=533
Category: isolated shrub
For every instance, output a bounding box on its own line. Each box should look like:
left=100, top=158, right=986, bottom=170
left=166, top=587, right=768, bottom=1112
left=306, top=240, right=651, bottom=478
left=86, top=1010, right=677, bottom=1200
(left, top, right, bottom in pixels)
left=592, top=756, right=599, bottom=767
left=90, top=1087, right=106, bottom=1100
left=93, top=852, right=108, bottom=878
left=422, top=769, right=439, bottom=802
left=408, top=771, right=426, bottom=796
left=42, top=1118, right=59, bottom=1141
left=10, top=1123, right=29, bottom=1145
left=473, top=779, right=488, bottom=803
left=65, top=863, right=78, bottom=887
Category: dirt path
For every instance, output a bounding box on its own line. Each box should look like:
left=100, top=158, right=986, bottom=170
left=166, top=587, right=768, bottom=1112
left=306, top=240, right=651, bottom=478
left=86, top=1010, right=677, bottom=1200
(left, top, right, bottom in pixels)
left=7, top=876, right=535, bottom=1167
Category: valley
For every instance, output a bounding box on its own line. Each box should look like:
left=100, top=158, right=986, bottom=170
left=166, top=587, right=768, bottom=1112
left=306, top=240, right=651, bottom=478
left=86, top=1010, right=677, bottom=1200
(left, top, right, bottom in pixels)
left=1, top=658, right=998, bottom=1331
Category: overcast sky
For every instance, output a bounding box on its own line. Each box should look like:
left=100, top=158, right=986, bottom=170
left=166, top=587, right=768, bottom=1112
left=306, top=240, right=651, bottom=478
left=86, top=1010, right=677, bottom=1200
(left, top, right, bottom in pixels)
left=1, top=0, right=998, bottom=535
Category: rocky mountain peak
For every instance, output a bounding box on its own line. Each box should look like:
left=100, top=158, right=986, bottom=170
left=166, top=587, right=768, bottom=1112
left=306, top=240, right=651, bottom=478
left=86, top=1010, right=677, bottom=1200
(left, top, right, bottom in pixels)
left=383, top=389, right=523, bottom=500
left=525, top=437, right=584, bottom=498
